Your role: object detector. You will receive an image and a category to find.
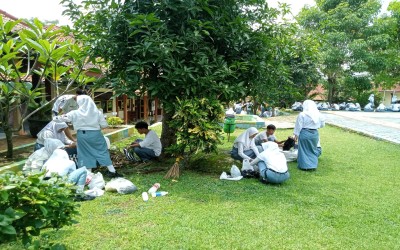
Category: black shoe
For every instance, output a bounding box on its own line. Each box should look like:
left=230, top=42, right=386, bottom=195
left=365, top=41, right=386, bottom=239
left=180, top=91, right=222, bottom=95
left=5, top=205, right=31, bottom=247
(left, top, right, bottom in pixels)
left=106, top=171, right=123, bottom=178
left=74, top=194, right=96, bottom=202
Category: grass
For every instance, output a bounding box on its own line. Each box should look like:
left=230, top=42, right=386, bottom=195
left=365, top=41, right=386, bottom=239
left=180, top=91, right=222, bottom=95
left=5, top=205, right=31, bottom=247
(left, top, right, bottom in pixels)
left=2, top=121, right=400, bottom=249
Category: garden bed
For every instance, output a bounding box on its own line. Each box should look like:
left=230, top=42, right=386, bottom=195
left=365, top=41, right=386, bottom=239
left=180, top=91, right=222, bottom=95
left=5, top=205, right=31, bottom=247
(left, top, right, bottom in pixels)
left=0, top=125, right=135, bottom=172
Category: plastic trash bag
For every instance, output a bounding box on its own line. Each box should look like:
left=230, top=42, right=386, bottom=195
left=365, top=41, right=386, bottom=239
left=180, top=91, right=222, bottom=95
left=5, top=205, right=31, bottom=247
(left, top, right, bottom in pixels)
left=105, top=178, right=138, bottom=194
left=282, top=149, right=298, bottom=162
left=241, top=159, right=254, bottom=171
left=220, top=172, right=243, bottom=181
left=230, top=165, right=241, bottom=178
left=84, top=187, right=105, bottom=197
left=88, top=172, right=105, bottom=190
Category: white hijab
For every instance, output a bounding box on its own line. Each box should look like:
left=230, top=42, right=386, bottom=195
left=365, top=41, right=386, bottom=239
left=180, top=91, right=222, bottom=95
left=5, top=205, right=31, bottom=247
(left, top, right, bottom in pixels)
left=44, top=138, right=65, bottom=155
left=76, top=95, right=99, bottom=118
left=259, top=141, right=288, bottom=173
left=234, top=127, right=258, bottom=150
left=37, top=121, right=68, bottom=142
left=66, top=95, right=103, bottom=130
left=302, top=100, right=321, bottom=123
left=43, top=148, right=76, bottom=177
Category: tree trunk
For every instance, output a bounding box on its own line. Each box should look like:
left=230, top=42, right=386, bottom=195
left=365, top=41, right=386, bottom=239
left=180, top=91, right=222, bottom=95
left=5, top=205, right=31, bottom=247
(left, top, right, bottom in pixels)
left=4, top=125, right=14, bottom=158
left=160, top=110, right=177, bottom=153
left=327, top=77, right=336, bottom=104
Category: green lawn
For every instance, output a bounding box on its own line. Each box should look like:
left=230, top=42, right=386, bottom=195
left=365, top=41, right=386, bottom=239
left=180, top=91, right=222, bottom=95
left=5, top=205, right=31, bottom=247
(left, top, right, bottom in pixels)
left=3, top=123, right=400, bottom=249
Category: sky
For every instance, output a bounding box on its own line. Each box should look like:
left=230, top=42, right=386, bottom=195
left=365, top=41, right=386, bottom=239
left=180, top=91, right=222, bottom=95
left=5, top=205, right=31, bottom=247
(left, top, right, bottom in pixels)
left=0, top=0, right=393, bottom=26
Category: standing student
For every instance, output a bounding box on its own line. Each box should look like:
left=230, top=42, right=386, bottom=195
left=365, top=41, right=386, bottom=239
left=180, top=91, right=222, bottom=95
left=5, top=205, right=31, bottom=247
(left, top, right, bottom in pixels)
left=54, top=95, right=121, bottom=177
left=230, top=127, right=260, bottom=161
left=124, top=121, right=162, bottom=163
left=368, top=94, right=375, bottom=108
left=293, top=100, right=325, bottom=170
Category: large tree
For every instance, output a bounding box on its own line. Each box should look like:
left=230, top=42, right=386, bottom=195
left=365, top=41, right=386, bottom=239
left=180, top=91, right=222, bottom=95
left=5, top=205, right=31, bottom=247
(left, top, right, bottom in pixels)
left=297, top=0, right=383, bottom=103
left=61, top=0, right=295, bottom=151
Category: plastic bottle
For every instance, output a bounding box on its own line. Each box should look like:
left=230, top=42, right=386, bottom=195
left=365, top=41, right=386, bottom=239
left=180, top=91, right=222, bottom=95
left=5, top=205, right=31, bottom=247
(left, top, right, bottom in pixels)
left=148, top=183, right=160, bottom=194
left=151, top=191, right=168, bottom=197
left=142, top=192, right=149, bottom=201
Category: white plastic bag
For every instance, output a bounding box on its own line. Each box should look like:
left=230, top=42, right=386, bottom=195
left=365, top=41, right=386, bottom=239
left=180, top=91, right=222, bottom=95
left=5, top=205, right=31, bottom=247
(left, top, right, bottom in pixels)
left=220, top=172, right=243, bottom=181
left=105, top=178, right=137, bottom=194
left=84, top=187, right=105, bottom=197
left=282, top=150, right=298, bottom=162
left=241, top=159, right=254, bottom=171
left=230, top=165, right=241, bottom=178
left=88, top=172, right=105, bottom=190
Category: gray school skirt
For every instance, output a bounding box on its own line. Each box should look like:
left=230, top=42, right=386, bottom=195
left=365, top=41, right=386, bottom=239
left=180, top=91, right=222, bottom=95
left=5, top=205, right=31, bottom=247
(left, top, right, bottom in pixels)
left=77, top=130, right=112, bottom=168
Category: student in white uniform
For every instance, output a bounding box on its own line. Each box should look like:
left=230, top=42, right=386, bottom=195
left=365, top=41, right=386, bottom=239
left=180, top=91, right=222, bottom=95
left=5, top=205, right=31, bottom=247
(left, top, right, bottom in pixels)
left=230, top=127, right=260, bottom=161
left=124, top=121, right=162, bottom=163
left=250, top=141, right=290, bottom=184
left=293, top=100, right=325, bottom=170
left=23, top=138, right=65, bottom=174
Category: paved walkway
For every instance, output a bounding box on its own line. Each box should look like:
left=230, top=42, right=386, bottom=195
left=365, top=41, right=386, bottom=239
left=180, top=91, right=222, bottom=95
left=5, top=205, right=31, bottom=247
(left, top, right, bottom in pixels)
left=322, top=111, right=400, bottom=145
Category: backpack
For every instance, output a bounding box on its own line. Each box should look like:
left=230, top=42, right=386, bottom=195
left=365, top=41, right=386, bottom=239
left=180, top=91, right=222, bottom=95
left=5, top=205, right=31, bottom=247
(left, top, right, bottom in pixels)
left=282, top=137, right=295, bottom=151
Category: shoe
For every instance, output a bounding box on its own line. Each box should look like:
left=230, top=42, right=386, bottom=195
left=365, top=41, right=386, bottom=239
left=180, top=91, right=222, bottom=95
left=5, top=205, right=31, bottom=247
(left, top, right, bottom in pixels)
left=123, top=148, right=132, bottom=160
left=106, top=171, right=123, bottom=178
left=74, top=194, right=96, bottom=202
left=124, top=149, right=139, bottom=162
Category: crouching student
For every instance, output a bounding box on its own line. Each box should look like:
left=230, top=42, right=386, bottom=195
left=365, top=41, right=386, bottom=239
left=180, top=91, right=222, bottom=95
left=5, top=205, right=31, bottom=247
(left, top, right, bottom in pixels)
left=230, top=127, right=260, bottom=161
left=124, top=121, right=162, bottom=163
left=42, top=147, right=88, bottom=193
left=253, top=124, right=285, bottom=149
left=34, top=121, right=77, bottom=157
left=23, top=138, right=65, bottom=174
left=250, top=141, right=290, bottom=184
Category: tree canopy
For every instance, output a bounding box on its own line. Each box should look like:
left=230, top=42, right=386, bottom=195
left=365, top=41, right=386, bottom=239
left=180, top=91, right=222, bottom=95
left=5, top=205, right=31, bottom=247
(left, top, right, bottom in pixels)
left=297, top=0, right=400, bottom=104
left=61, top=0, right=301, bottom=152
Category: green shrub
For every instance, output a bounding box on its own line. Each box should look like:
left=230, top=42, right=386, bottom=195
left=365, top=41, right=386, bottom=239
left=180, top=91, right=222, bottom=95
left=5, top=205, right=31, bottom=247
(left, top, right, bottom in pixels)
left=0, top=171, right=79, bottom=245
left=107, top=116, right=123, bottom=127
left=166, top=97, right=224, bottom=155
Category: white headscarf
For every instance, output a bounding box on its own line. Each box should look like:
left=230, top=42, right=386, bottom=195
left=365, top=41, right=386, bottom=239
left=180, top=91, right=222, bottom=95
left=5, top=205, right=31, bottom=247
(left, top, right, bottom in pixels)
left=75, top=95, right=99, bottom=118
left=302, top=100, right=321, bottom=123
left=66, top=95, right=104, bottom=130
left=43, top=148, right=76, bottom=177
left=37, top=121, right=68, bottom=142
left=44, top=138, right=65, bottom=155
left=234, top=127, right=258, bottom=150
left=259, top=141, right=288, bottom=173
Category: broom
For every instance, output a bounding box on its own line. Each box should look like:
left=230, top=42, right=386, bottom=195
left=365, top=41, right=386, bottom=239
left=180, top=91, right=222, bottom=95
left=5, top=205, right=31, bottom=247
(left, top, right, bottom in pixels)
left=164, top=157, right=182, bottom=179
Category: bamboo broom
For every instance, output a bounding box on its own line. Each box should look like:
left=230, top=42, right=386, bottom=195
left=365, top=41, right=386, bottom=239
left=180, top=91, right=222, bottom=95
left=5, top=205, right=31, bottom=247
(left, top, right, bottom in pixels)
left=164, top=157, right=182, bottom=179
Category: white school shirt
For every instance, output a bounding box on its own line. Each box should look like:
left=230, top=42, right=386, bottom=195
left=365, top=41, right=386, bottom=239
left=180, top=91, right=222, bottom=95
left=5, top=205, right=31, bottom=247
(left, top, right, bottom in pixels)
left=293, top=113, right=325, bottom=136
left=139, top=130, right=162, bottom=156
left=254, top=131, right=277, bottom=145
left=37, top=130, right=73, bottom=145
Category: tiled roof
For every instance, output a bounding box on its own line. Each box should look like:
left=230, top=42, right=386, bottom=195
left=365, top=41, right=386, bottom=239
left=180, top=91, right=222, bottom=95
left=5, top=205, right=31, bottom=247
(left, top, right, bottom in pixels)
left=376, top=84, right=400, bottom=92
left=0, top=9, right=30, bottom=31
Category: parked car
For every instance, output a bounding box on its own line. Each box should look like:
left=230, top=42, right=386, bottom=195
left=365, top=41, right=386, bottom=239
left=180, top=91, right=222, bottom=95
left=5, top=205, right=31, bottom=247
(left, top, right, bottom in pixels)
left=291, top=102, right=303, bottom=111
